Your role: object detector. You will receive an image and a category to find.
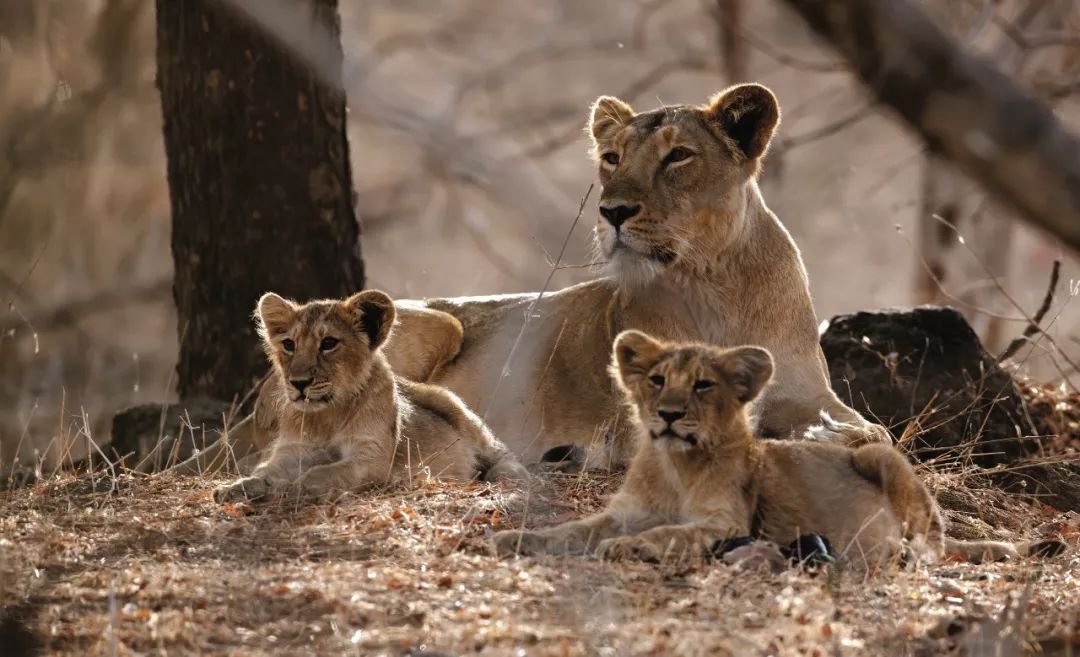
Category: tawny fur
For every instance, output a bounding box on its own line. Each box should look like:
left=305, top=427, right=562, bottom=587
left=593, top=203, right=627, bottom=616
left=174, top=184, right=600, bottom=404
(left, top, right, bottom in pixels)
left=179, top=83, right=888, bottom=471
left=493, top=331, right=1028, bottom=566
left=382, top=83, right=887, bottom=465
left=197, top=290, right=525, bottom=502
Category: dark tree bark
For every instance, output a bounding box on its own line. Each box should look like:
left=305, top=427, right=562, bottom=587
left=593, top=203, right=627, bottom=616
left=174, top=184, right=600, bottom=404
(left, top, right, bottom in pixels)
left=778, top=0, right=1080, bottom=254
left=156, top=0, right=364, bottom=402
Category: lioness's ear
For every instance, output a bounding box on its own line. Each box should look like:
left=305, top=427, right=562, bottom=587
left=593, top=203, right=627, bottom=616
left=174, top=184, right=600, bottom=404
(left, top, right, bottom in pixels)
left=589, top=95, right=635, bottom=146
left=613, top=330, right=665, bottom=384
left=256, top=292, right=296, bottom=339
left=705, top=84, right=780, bottom=160
left=717, top=346, right=774, bottom=404
left=344, top=290, right=396, bottom=350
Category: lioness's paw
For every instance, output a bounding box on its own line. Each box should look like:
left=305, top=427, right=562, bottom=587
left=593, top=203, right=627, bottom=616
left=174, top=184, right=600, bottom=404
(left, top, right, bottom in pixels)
left=213, top=476, right=270, bottom=503
left=492, top=530, right=548, bottom=557
left=805, top=412, right=891, bottom=447
left=596, top=536, right=660, bottom=563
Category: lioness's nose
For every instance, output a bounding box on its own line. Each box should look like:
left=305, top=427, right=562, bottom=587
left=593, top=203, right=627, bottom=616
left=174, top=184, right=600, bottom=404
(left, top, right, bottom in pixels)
left=290, top=378, right=313, bottom=394
left=599, top=202, right=641, bottom=228
left=658, top=409, right=685, bottom=425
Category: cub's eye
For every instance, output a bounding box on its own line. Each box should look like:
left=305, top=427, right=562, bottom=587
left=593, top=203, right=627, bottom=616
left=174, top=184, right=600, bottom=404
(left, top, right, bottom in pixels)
left=320, top=337, right=340, bottom=352
left=663, top=147, right=694, bottom=166
left=601, top=152, right=620, bottom=166
left=649, top=374, right=665, bottom=388
left=281, top=338, right=295, bottom=353
left=693, top=380, right=715, bottom=393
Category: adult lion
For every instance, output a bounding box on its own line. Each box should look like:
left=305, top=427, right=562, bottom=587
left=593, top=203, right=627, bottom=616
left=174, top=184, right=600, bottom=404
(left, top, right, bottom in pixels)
left=385, top=83, right=888, bottom=467
left=167, top=83, right=887, bottom=476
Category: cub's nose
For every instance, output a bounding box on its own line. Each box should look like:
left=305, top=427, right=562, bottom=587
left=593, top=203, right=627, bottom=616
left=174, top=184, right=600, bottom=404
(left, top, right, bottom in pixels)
left=290, top=378, right=313, bottom=394
left=658, top=409, right=686, bottom=425
left=599, top=202, right=641, bottom=229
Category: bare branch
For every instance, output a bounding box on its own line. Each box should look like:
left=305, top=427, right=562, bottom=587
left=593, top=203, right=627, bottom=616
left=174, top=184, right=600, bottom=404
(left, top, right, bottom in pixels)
left=998, top=260, right=1061, bottom=363
left=778, top=0, right=1080, bottom=254
left=780, top=102, right=875, bottom=151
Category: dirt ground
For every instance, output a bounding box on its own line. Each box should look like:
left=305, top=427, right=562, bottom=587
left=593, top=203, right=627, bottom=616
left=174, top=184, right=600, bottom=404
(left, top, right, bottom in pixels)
left=1, top=469, right=1077, bottom=657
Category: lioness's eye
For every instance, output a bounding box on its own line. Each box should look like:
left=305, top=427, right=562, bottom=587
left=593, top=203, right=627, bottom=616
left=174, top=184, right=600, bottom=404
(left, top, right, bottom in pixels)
left=281, top=338, right=295, bottom=353
left=663, top=147, right=694, bottom=166
left=320, top=337, right=340, bottom=352
left=601, top=152, right=619, bottom=166
left=693, top=380, right=715, bottom=393
left=649, top=374, right=665, bottom=388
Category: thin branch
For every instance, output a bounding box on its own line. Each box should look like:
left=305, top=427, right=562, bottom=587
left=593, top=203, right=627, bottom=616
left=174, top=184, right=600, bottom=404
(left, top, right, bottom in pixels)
left=1, top=277, right=171, bottom=334
left=481, top=185, right=592, bottom=421
left=997, top=259, right=1060, bottom=363
left=778, top=0, right=1080, bottom=254
left=780, top=102, right=875, bottom=151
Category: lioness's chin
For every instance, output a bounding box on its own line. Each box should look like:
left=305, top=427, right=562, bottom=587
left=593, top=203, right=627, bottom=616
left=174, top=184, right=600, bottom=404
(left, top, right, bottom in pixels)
left=607, top=248, right=665, bottom=287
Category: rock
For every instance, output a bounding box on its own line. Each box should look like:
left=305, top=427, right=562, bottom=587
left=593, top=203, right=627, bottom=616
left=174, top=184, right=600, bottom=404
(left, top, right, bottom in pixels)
left=820, top=306, right=1033, bottom=465
left=110, top=397, right=234, bottom=472
left=821, top=306, right=1080, bottom=512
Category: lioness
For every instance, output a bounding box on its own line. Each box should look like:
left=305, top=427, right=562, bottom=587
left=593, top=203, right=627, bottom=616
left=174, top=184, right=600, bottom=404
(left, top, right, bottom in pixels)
left=383, top=83, right=888, bottom=465
left=173, top=83, right=886, bottom=474
left=493, top=331, right=1043, bottom=566
left=212, top=290, right=527, bottom=502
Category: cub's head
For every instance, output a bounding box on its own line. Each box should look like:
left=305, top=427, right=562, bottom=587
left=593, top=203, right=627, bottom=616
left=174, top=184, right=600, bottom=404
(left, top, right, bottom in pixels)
left=588, top=83, right=780, bottom=283
left=612, top=330, right=773, bottom=453
left=256, top=290, right=396, bottom=411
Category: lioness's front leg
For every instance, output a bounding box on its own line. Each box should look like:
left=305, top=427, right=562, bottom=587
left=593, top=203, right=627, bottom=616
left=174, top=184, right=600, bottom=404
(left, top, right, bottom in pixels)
left=493, top=511, right=634, bottom=557
left=761, top=350, right=890, bottom=447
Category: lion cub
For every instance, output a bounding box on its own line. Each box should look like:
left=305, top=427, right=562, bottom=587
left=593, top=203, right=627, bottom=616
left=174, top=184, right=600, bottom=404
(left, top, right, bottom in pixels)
left=494, top=331, right=1033, bottom=566
left=214, top=290, right=527, bottom=502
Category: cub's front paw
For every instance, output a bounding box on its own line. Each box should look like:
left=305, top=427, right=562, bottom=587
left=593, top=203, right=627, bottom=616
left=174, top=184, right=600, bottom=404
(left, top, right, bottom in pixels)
left=213, top=476, right=270, bottom=503
left=596, top=536, right=660, bottom=563
left=492, top=530, right=549, bottom=557
left=484, top=458, right=532, bottom=485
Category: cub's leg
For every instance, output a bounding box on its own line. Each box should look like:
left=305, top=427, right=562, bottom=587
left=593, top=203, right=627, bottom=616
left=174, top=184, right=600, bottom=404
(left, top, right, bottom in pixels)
left=294, top=460, right=384, bottom=496
left=835, top=439, right=1063, bottom=564
left=849, top=443, right=939, bottom=541
left=213, top=441, right=330, bottom=502
left=383, top=304, right=464, bottom=382
left=402, top=380, right=529, bottom=483
left=493, top=511, right=632, bottom=557
left=597, top=521, right=748, bottom=563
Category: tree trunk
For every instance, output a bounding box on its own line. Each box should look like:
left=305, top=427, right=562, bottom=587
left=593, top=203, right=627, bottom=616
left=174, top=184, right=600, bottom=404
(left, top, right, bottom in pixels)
left=155, top=0, right=364, bottom=403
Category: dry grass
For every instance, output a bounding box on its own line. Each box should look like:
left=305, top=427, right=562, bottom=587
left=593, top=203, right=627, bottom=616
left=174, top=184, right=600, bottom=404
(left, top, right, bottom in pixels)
left=1, top=470, right=1077, bottom=656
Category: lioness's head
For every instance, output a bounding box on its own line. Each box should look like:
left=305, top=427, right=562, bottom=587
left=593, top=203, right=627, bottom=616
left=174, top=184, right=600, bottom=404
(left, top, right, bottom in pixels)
left=612, top=330, right=773, bottom=453
left=256, top=290, right=396, bottom=411
left=588, top=83, right=780, bottom=283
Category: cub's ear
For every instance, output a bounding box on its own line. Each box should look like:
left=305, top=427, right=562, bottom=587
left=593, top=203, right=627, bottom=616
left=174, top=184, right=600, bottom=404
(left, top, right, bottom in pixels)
left=343, top=289, right=396, bottom=350
left=612, top=330, right=665, bottom=384
left=717, top=346, right=774, bottom=404
left=589, top=95, right=635, bottom=146
left=256, top=292, right=296, bottom=338
left=705, top=83, right=780, bottom=160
